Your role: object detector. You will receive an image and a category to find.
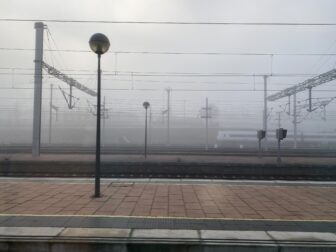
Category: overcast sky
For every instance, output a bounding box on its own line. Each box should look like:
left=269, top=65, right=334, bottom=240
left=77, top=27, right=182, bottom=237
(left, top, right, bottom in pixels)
left=1, top=0, right=336, bottom=135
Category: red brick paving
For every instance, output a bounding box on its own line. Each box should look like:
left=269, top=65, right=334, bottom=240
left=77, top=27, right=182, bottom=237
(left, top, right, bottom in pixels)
left=0, top=181, right=336, bottom=220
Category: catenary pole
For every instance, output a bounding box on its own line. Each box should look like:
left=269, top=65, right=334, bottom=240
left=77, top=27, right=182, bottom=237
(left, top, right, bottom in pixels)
left=263, top=75, right=268, bottom=150
left=205, top=97, right=209, bottom=150
left=32, top=22, right=44, bottom=156
left=293, top=93, right=297, bottom=149
left=48, top=84, right=53, bottom=144
left=167, top=88, right=171, bottom=145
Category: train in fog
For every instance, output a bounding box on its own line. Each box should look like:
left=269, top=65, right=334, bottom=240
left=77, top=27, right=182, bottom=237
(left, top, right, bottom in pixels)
left=215, top=130, right=336, bottom=149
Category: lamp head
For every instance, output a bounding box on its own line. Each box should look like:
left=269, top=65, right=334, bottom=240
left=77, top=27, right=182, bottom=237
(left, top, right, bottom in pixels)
left=143, top=101, right=150, bottom=109
left=89, top=33, right=110, bottom=55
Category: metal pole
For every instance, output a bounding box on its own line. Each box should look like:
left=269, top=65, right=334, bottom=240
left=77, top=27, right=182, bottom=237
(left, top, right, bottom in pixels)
left=263, top=76, right=268, bottom=150
left=308, top=87, right=312, bottom=112
left=323, top=105, right=327, bottom=121
left=95, top=54, right=101, bottom=197
left=277, top=138, right=281, bottom=163
left=205, top=97, right=209, bottom=150
left=102, top=96, right=105, bottom=147
left=277, top=112, right=281, bottom=128
left=131, top=72, right=134, bottom=89
left=69, top=85, right=73, bottom=109
left=183, top=100, right=186, bottom=122
left=144, top=108, right=148, bottom=159
left=149, top=107, right=152, bottom=144
left=48, top=84, right=53, bottom=144
left=288, top=95, right=291, bottom=115
left=32, top=22, right=44, bottom=156
left=167, top=88, right=171, bottom=146
left=258, top=139, right=262, bottom=158
left=293, top=93, right=297, bottom=149
left=11, top=69, right=14, bottom=88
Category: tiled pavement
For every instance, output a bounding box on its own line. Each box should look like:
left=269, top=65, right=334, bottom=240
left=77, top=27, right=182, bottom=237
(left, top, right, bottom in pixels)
left=1, top=179, right=336, bottom=252
left=0, top=180, right=336, bottom=221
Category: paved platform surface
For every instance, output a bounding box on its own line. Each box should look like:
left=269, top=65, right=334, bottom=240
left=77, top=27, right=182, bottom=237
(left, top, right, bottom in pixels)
left=1, top=178, right=336, bottom=251
left=1, top=178, right=336, bottom=220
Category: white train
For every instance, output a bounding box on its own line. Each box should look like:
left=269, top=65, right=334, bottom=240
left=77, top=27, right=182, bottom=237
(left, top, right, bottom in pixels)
left=215, top=130, right=336, bottom=148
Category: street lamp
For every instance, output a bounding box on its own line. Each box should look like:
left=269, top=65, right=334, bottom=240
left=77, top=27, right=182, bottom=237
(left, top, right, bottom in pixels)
left=143, top=101, right=150, bottom=159
left=89, top=33, right=110, bottom=197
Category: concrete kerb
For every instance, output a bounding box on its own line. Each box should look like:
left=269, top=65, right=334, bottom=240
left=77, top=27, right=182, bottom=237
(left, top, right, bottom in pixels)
left=1, top=177, right=336, bottom=186
left=0, top=227, right=336, bottom=249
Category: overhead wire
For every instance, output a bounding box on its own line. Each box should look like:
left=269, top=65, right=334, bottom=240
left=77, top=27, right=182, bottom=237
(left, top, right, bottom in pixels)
left=2, top=18, right=336, bottom=26
left=0, top=71, right=320, bottom=77
left=1, top=18, right=335, bottom=127
left=310, top=38, right=336, bottom=72
left=44, top=30, right=56, bottom=67
left=1, top=87, right=336, bottom=92
left=3, top=47, right=336, bottom=57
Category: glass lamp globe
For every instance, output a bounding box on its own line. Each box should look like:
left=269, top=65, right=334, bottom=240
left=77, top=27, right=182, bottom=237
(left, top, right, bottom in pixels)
left=143, top=101, right=150, bottom=109
left=89, top=33, right=110, bottom=55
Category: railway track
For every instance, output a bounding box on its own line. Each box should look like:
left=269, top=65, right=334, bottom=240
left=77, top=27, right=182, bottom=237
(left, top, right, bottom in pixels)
left=1, top=145, right=335, bottom=180
left=1, top=144, right=336, bottom=157
left=0, top=159, right=335, bottom=180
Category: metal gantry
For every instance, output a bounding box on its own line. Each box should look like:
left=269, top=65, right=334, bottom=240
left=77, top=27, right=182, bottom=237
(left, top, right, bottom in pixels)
left=267, top=68, right=336, bottom=149
left=267, top=68, right=336, bottom=101
left=42, top=62, right=97, bottom=97
left=32, top=21, right=98, bottom=156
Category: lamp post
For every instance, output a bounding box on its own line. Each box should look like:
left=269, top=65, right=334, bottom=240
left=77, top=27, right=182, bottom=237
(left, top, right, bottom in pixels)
left=89, top=33, right=110, bottom=197
left=143, top=101, right=150, bottom=159
left=276, top=128, right=287, bottom=163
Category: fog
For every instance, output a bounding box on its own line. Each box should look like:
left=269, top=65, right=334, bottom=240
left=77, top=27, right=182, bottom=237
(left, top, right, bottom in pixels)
left=0, top=0, right=336, bottom=150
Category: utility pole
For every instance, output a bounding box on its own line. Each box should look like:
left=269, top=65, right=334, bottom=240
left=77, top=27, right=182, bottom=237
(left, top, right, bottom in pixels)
left=308, top=87, right=312, bottom=112
left=143, top=102, right=150, bottom=159
left=11, top=69, right=14, bottom=88
left=131, top=72, right=134, bottom=89
left=166, top=88, right=171, bottom=146
left=276, top=111, right=281, bottom=128
left=205, top=98, right=209, bottom=150
left=293, top=93, right=297, bottom=149
left=149, top=107, right=152, bottom=145
left=32, top=22, right=44, bottom=156
left=323, top=105, right=327, bottom=121
left=183, top=100, right=186, bottom=122
left=263, top=76, right=268, bottom=150
left=48, top=84, right=53, bottom=144
left=201, top=97, right=211, bottom=151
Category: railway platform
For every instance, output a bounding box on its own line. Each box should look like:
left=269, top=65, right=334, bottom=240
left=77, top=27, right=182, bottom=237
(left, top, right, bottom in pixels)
left=0, top=177, right=335, bottom=251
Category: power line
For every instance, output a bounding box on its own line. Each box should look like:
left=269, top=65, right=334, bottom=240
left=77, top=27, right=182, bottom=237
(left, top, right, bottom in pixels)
left=2, top=18, right=336, bottom=26
left=0, top=71, right=320, bottom=77
left=1, top=79, right=328, bottom=88
left=110, top=73, right=317, bottom=77
left=45, top=27, right=68, bottom=70
left=2, top=47, right=336, bottom=57
left=1, top=87, right=336, bottom=92
left=0, top=67, right=321, bottom=76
